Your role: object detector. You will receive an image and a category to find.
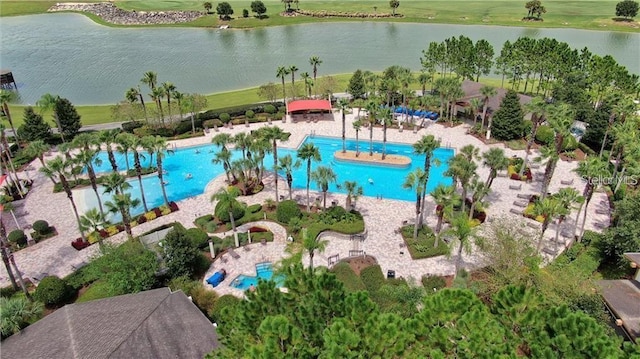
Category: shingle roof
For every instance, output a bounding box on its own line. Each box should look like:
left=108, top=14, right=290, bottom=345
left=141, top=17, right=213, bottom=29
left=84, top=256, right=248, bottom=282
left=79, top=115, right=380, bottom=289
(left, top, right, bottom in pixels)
left=459, top=80, right=533, bottom=114
left=1, top=288, right=219, bottom=359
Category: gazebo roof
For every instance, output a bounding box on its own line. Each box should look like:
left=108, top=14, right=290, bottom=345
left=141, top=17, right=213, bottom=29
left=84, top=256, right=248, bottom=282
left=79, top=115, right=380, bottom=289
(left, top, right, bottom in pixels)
left=287, top=99, right=332, bottom=113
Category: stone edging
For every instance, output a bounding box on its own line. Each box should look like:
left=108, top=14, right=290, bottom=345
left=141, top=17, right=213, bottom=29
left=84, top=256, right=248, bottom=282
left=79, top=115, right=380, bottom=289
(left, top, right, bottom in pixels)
left=48, top=2, right=204, bottom=25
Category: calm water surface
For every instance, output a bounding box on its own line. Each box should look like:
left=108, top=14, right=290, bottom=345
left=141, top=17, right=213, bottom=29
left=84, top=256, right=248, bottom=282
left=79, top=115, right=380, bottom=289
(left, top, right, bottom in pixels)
left=1, top=14, right=638, bottom=105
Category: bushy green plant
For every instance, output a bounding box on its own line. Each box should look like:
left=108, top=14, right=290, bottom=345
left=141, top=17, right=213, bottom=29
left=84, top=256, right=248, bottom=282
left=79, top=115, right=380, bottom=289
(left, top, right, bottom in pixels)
left=219, top=113, right=231, bottom=123
left=563, top=135, right=579, bottom=151
left=214, top=201, right=245, bottom=223
left=331, top=262, right=365, bottom=292
left=535, top=125, right=554, bottom=145
left=163, top=226, right=201, bottom=279
left=168, top=276, right=200, bottom=295
left=245, top=110, right=255, bottom=118
left=195, top=214, right=214, bottom=228
left=264, top=104, right=276, bottom=114
left=32, top=220, right=50, bottom=235
left=186, top=228, right=210, bottom=249
left=210, top=294, right=241, bottom=322
left=276, top=200, right=302, bottom=224
left=421, top=275, right=446, bottom=291
left=7, top=230, right=27, bottom=248
left=247, top=203, right=262, bottom=213
left=34, top=276, right=72, bottom=306
left=288, top=217, right=303, bottom=233
left=360, top=265, right=385, bottom=292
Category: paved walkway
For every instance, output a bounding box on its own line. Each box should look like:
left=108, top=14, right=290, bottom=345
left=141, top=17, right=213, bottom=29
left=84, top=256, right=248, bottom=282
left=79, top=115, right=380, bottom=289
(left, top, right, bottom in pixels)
left=0, top=112, right=611, bottom=293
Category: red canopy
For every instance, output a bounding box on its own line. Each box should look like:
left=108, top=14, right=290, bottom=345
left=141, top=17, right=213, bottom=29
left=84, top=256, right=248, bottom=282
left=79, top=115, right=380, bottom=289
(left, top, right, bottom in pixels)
left=287, top=100, right=332, bottom=113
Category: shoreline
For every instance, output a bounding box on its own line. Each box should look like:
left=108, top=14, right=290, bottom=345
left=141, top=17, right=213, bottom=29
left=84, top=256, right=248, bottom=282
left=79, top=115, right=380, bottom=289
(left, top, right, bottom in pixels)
left=1, top=2, right=638, bottom=33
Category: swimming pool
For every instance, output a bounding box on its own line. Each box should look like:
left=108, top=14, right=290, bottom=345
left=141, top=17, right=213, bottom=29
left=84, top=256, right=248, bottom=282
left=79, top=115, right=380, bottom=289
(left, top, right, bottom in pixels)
left=230, top=262, right=284, bottom=290
left=80, top=135, right=454, bottom=218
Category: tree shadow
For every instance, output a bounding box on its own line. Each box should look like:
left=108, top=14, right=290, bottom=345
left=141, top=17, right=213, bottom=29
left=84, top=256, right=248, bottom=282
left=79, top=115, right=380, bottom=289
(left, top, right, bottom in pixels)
left=611, top=17, right=635, bottom=22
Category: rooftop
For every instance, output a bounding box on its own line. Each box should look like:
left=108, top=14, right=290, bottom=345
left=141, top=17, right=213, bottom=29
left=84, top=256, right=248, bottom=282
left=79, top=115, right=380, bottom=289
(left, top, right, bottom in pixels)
left=598, top=279, right=640, bottom=343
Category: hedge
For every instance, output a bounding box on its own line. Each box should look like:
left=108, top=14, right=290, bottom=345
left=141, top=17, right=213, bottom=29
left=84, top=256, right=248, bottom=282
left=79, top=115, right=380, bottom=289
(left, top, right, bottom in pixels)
left=34, top=276, right=72, bottom=306
left=198, top=102, right=285, bottom=122
left=360, top=265, right=385, bottom=292
left=276, top=200, right=302, bottom=224
left=8, top=230, right=27, bottom=248
left=121, top=121, right=143, bottom=133
left=32, top=220, right=51, bottom=235
left=331, top=262, right=365, bottom=292
left=214, top=201, right=245, bottom=223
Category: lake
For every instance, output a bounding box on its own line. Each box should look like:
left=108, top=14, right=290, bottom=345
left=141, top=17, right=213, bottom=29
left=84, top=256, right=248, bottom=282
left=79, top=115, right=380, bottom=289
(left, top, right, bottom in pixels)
left=1, top=13, right=638, bottom=105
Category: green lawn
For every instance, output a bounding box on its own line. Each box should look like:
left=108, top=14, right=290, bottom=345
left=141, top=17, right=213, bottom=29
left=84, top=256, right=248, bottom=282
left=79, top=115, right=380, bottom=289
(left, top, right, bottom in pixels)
left=1, top=0, right=637, bottom=32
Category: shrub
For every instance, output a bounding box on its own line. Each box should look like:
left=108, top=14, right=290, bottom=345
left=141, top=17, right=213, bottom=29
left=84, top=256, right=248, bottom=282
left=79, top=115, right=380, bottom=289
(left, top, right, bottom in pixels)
left=187, top=228, right=210, bottom=249
left=8, top=230, right=27, bottom=247
left=360, top=265, right=385, bottom=292
left=421, top=275, right=446, bottom=291
left=219, top=113, right=231, bottom=123
left=275, top=111, right=285, bottom=120
left=144, top=211, right=157, bottom=221
left=206, top=222, right=219, bottom=233
left=121, top=121, right=143, bottom=133
left=245, top=110, right=255, bottom=118
left=247, top=203, right=262, bottom=213
left=563, top=135, right=579, bottom=151
left=32, top=220, right=50, bottom=234
left=210, top=294, right=241, bottom=322
left=34, top=276, right=72, bottom=306
left=276, top=200, right=302, bottom=224
left=214, top=201, right=245, bottom=223
left=535, top=125, right=554, bottom=145
left=195, top=214, right=214, bottom=228
left=264, top=104, right=276, bottom=114
left=331, top=262, right=365, bottom=292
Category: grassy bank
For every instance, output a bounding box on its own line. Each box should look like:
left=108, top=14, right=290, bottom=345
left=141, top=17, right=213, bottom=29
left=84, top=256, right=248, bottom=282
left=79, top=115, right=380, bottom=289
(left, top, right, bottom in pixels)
left=1, top=0, right=638, bottom=32
left=6, top=73, right=522, bottom=128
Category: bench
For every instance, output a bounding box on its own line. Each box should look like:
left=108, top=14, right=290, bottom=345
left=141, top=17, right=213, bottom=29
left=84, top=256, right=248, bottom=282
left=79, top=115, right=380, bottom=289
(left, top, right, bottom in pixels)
left=560, top=179, right=574, bottom=185
left=542, top=247, right=557, bottom=255
left=509, top=184, right=522, bottom=190
left=243, top=245, right=251, bottom=252
left=527, top=222, right=541, bottom=229
left=517, top=193, right=532, bottom=199
left=513, top=201, right=528, bottom=208
left=510, top=208, right=523, bottom=215
left=595, top=209, right=611, bottom=215
left=228, top=248, right=240, bottom=259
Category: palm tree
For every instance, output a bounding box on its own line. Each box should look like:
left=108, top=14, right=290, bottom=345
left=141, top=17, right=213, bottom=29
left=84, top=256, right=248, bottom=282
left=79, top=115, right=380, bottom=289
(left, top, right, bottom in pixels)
left=141, top=71, right=158, bottom=91
left=379, top=107, right=393, bottom=160
left=479, top=85, right=497, bottom=131
left=115, top=132, right=136, bottom=172
left=432, top=184, right=460, bottom=247
left=148, top=136, right=172, bottom=206
left=343, top=180, right=363, bottom=210
left=105, top=193, right=140, bottom=239
left=40, top=156, right=86, bottom=242
left=365, top=99, right=378, bottom=156
left=352, top=119, right=363, bottom=157
left=300, top=72, right=311, bottom=97
left=600, top=95, right=636, bottom=158
left=520, top=97, right=548, bottom=177
left=131, top=136, right=149, bottom=213
left=573, top=157, right=609, bottom=240
left=413, top=135, right=441, bottom=226
left=278, top=154, right=300, bottom=200
left=0, top=90, right=19, bottom=141
left=403, top=168, right=428, bottom=239
left=125, top=87, right=148, bottom=123
left=446, top=152, right=478, bottom=213
left=276, top=66, right=290, bottom=102
left=1, top=220, right=31, bottom=298
left=417, top=72, right=430, bottom=96
left=79, top=208, right=110, bottom=247
left=213, top=148, right=234, bottom=184
left=24, top=140, right=54, bottom=184
left=173, top=91, right=186, bottom=130
left=256, top=126, right=291, bottom=203
left=311, top=166, right=337, bottom=210
left=297, top=143, right=321, bottom=211
left=101, top=172, right=130, bottom=196
left=553, top=188, right=583, bottom=251
left=532, top=197, right=563, bottom=252
left=538, top=103, right=574, bottom=199
left=233, top=132, right=252, bottom=160
left=150, top=87, right=166, bottom=125
left=211, top=186, right=242, bottom=246
left=337, top=99, right=350, bottom=153
left=162, top=82, right=176, bottom=122
left=289, top=65, right=299, bottom=99
left=482, top=148, right=509, bottom=189
left=97, top=129, right=121, bottom=172
left=75, top=148, right=105, bottom=216
left=466, top=177, right=490, bottom=220
left=444, top=213, right=476, bottom=278
left=302, top=227, right=328, bottom=272
left=36, top=93, right=64, bottom=142
left=309, top=56, right=322, bottom=95
left=469, top=97, right=483, bottom=126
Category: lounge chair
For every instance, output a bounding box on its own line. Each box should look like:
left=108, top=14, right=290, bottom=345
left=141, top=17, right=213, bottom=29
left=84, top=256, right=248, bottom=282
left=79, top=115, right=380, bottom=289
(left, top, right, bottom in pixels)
left=243, top=245, right=251, bottom=252
left=595, top=209, right=610, bottom=215
left=542, top=247, right=557, bottom=255
left=228, top=248, right=240, bottom=259
left=261, top=239, right=267, bottom=245
left=513, top=200, right=528, bottom=208
left=561, top=230, right=573, bottom=238
left=560, top=179, right=574, bottom=185
left=593, top=222, right=607, bottom=229
left=517, top=193, right=532, bottom=199
left=530, top=163, right=541, bottom=169
left=527, top=222, right=541, bottom=229
left=510, top=208, right=523, bottom=215
left=509, top=184, right=522, bottom=190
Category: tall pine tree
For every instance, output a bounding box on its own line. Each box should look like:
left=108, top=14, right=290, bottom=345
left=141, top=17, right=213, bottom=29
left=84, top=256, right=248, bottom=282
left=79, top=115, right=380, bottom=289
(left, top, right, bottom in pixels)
left=491, top=89, right=525, bottom=141
left=18, top=107, right=51, bottom=142
left=346, top=69, right=366, bottom=99
left=54, top=98, right=82, bottom=140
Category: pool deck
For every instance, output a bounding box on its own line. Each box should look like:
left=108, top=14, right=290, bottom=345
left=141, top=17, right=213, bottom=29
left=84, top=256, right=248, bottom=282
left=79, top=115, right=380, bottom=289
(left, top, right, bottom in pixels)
left=0, top=111, right=613, bottom=296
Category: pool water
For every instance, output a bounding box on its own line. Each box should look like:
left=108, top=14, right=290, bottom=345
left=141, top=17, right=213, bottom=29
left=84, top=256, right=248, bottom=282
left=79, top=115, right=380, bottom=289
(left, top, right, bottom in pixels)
left=230, top=262, right=284, bottom=290
left=81, top=135, right=454, bottom=218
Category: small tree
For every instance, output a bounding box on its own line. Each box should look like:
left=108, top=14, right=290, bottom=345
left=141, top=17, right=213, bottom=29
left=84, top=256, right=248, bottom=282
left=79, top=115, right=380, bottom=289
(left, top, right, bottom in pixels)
left=389, top=0, right=400, bottom=16
left=347, top=69, right=366, bottom=99
left=203, top=1, right=213, bottom=13
left=216, top=2, right=234, bottom=19
left=251, top=0, right=267, bottom=18
left=242, top=8, right=249, bottom=17
left=616, top=0, right=639, bottom=18
left=524, top=0, right=546, bottom=19
left=54, top=97, right=82, bottom=140
left=490, top=90, right=525, bottom=141
left=18, top=107, right=51, bottom=142
left=163, top=226, right=200, bottom=279
left=258, top=82, right=278, bottom=102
